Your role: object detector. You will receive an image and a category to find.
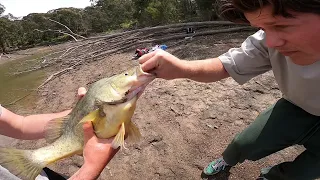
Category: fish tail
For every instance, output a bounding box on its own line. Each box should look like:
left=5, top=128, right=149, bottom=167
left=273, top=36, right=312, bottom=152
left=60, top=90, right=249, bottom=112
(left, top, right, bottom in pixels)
left=0, top=147, right=44, bottom=180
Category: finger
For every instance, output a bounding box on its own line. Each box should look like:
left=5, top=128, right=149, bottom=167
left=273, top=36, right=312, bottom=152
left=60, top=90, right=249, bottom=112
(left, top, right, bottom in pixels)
left=140, top=53, right=160, bottom=73
left=77, top=87, right=87, bottom=99
left=138, top=50, right=157, bottom=64
left=82, top=122, right=94, bottom=143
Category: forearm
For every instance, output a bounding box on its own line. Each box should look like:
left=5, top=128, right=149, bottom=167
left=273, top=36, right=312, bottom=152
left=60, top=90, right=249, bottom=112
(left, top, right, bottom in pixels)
left=19, top=110, right=71, bottom=139
left=0, top=107, right=71, bottom=140
left=182, top=58, right=230, bottom=82
left=69, top=145, right=119, bottom=180
left=69, top=149, right=118, bottom=180
left=68, top=163, right=100, bottom=180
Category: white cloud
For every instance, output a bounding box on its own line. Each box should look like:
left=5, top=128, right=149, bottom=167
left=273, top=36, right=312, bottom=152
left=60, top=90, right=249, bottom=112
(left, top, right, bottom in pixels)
left=1, top=0, right=92, bottom=17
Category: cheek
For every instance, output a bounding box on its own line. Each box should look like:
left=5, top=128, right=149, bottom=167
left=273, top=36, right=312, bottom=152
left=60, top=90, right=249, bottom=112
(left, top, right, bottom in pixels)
left=282, top=30, right=316, bottom=52
left=292, top=26, right=320, bottom=53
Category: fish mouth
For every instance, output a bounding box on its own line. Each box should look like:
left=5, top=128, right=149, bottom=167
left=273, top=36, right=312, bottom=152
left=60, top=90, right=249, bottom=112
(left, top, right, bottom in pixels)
left=126, top=66, right=155, bottom=100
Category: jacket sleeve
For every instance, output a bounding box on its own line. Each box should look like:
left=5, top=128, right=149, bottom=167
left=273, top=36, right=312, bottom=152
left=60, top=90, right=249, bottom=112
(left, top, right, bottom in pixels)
left=219, top=30, right=271, bottom=85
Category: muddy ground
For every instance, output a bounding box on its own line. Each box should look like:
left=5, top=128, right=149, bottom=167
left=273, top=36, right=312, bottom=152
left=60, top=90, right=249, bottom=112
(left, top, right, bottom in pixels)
left=4, top=31, right=306, bottom=180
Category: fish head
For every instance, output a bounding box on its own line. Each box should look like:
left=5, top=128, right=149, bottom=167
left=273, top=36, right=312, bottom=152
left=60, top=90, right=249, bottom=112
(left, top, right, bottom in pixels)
left=107, top=65, right=155, bottom=103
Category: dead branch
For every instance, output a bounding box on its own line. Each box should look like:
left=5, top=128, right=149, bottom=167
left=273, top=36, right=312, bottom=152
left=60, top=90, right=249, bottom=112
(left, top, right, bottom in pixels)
left=0, top=53, right=10, bottom=59
left=37, top=64, right=78, bottom=89
left=35, top=29, right=79, bottom=41
left=4, top=93, right=34, bottom=106
left=46, top=18, right=87, bottom=40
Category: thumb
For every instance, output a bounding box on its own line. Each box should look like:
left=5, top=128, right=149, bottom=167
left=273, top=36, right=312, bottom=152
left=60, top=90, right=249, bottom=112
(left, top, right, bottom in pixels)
left=82, top=122, right=95, bottom=143
left=77, top=87, right=87, bottom=99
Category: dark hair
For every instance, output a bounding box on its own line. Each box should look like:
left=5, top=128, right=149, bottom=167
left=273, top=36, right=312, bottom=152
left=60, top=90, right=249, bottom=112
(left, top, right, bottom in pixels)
left=216, top=0, right=320, bottom=24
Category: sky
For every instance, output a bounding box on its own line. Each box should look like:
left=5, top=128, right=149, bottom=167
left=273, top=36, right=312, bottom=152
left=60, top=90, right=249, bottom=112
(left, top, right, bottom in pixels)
left=1, top=0, right=92, bottom=17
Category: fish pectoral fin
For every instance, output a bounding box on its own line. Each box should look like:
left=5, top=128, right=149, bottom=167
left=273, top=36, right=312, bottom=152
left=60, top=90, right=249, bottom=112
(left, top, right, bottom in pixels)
left=45, top=115, right=69, bottom=143
left=126, top=121, right=142, bottom=143
left=0, top=148, right=44, bottom=180
left=77, top=109, right=100, bottom=126
left=111, top=122, right=127, bottom=150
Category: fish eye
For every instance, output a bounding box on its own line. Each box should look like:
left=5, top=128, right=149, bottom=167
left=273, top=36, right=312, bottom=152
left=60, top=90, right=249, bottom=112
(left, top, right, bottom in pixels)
left=124, top=73, right=128, bottom=76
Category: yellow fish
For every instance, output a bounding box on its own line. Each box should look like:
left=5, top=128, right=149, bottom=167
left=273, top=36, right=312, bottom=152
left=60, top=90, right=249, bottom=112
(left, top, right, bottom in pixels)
left=0, top=65, right=155, bottom=180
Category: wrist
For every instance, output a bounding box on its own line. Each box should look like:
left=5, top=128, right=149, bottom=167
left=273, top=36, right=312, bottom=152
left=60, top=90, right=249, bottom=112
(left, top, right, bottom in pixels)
left=180, top=60, right=195, bottom=79
left=69, top=162, right=101, bottom=180
left=82, top=162, right=102, bottom=178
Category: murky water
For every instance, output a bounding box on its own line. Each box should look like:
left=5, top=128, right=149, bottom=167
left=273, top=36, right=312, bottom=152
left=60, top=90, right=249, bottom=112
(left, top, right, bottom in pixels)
left=0, top=56, right=47, bottom=111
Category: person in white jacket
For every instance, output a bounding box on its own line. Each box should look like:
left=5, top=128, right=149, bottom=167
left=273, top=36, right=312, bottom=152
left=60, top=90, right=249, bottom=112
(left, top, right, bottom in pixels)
left=139, top=0, right=320, bottom=179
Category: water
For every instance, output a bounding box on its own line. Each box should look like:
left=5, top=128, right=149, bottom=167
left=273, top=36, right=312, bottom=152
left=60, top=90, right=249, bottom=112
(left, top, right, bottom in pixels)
left=0, top=55, right=48, bottom=110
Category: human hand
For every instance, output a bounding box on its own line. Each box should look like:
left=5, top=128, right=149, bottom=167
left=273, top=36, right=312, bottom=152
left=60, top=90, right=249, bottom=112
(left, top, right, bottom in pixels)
left=138, top=49, right=188, bottom=80
left=80, top=122, right=119, bottom=178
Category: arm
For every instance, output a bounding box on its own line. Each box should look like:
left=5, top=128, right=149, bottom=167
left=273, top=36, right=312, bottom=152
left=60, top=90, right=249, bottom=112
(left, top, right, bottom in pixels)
left=69, top=122, right=119, bottom=180
left=0, top=107, right=70, bottom=140
left=138, top=50, right=229, bottom=82
left=183, top=58, right=230, bottom=82
left=0, top=87, right=87, bottom=140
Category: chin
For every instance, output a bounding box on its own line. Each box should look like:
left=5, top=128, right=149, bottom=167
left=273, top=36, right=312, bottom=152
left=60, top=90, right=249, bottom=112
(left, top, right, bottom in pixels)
left=290, top=55, right=318, bottom=66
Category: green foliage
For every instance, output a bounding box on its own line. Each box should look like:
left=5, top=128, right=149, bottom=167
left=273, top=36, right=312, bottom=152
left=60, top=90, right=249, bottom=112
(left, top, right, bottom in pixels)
left=1, top=0, right=219, bottom=52
left=0, top=3, right=5, bottom=15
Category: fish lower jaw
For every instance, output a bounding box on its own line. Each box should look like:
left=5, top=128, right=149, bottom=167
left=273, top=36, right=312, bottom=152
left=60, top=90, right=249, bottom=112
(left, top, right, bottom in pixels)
left=127, top=86, right=145, bottom=100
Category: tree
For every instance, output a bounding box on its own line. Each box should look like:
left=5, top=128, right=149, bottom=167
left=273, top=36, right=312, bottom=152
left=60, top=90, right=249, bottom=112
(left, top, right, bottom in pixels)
left=48, top=8, right=88, bottom=35
left=0, top=3, right=5, bottom=15
left=195, top=0, right=218, bottom=21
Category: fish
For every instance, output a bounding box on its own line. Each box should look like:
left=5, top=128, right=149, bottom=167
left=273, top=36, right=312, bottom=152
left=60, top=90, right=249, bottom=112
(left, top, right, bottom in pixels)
left=0, top=65, right=155, bottom=180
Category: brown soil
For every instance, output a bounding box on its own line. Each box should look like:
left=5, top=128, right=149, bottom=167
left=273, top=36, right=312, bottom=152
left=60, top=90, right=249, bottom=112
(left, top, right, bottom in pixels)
left=9, top=31, right=305, bottom=180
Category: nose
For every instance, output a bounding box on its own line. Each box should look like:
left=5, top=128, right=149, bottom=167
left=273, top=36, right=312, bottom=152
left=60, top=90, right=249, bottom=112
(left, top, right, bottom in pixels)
left=265, top=31, right=285, bottom=48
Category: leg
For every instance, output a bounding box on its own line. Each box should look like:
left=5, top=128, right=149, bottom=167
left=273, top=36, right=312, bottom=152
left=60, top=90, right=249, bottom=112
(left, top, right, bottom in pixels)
left=222, top=98, right=319, bottom=166
left=264, top=150, right=320, bottom=180
left=203, top=98, right=320, bottom=177
left=265, top=122, right=320, bottom=180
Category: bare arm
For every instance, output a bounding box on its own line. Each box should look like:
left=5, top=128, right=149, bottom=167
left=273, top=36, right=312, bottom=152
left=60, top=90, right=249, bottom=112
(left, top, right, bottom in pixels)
left=0, top=107, right=70, bottom=140
left=183, top=58, right=230, bottom=83
left=139, top=50, right=229, bottom=82
left=0, top=87, right=87, bottom=140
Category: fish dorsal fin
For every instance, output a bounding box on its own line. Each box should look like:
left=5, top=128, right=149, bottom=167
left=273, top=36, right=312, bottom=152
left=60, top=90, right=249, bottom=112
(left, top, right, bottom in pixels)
left=45, top=115, right=69, bottom=143
left=112, top=122, right=126, bottom=149
left=126, top=121, right=141, bottom=143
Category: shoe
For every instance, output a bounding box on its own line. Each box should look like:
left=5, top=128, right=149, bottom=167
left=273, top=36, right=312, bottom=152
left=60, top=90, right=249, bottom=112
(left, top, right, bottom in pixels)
left=256, top=174, right=268, bottom=180
left=256, top=166, right=272, bottom=180
left=203, top=157, right=230, bottom=176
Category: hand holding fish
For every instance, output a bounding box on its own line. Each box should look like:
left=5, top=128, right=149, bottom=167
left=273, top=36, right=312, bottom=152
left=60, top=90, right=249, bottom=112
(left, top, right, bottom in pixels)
left=139, top=50, right=229, bottom=83
left=139, top=49, right=188, bottom=80
left=69, top=122, right=119, bottom=180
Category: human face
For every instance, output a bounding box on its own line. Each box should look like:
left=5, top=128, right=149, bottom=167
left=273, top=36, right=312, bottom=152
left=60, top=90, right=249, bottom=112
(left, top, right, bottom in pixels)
left=244, top=6, right=320, bottom=65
